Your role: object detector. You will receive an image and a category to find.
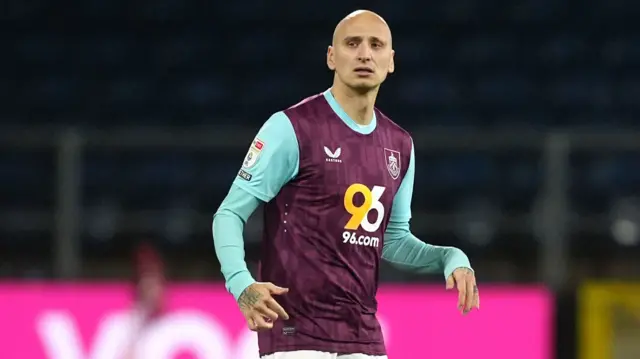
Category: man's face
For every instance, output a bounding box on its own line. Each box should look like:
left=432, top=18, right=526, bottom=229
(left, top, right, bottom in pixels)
left=327, top=15, right=395, bottom=93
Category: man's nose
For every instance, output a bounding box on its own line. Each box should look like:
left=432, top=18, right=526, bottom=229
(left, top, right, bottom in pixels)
left=356, top=46, right=372, bottom=62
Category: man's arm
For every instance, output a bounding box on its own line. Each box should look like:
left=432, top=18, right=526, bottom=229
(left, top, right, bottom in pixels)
left=212, top=111, right=299, bottom=300
left=213, top=185, right=261, bottom=300
left=382, top=140, right=472, bottom=279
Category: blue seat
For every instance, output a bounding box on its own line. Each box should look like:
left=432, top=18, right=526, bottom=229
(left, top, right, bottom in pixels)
left=80, top=0, right=121, bottom=17
left=125, top=156, right=195, bottom=188
left=417, top=154, right=496, bottom=191
left=439, top=0, right=482, bottom=22
left=173, top=77, right=226, bottom=108
left=492, top=113, right=551, bottom=128
left=612, top=155, right=640, bottom=190
left=570, top=154, right=640, bottom=213
left=615, top=78, right=640, bottom=110
left=0, top=152, right=54, bottom=206
left=230, top=33, right=288, bottom=67
left=23, top=76, right=80, bottom=109
left=17, top=35, right=66, bottom=66
left=420, top=112, right=478, bottom=127
left=153, top=36, right=209, bottom=69
left=107, top=77, right=156, bottom=107
left=453, top=36, right=516, bottom=67
left=137, top=0, right=188, bottom=20
left=223, top=1, right=278, bottom=21
left=393, top=37, right=438, bottom=66
left=504, top=159, right=540, bottom=192
left=507, top=0, right=559, bottom=22
left=398, top=73, right=460, bottom=108
left=75, top=37, right=131, bottom=69
left=585, top=156, right=620, bottom=191
left=602, top=38, right=640, bottom=67
left=538, top=35, right=588, bottom=67
left=588, top=0, right=640, bottom=19
left=549, top=75, right=613, bottom=111
left=472, top=73, right=536, bottom=108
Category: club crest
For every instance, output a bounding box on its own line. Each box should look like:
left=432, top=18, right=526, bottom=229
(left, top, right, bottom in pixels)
left=384, top=148, right=401, bottom=180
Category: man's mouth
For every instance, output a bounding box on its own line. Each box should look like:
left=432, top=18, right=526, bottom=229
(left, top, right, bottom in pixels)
left=354, top=67, right=374, bottom=74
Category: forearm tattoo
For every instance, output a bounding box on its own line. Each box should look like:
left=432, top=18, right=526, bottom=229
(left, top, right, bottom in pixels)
left=238, top=286, right=262, bottom=311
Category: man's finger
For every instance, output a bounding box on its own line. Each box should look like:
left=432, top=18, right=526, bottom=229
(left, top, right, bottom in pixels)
left=256, top=303, right=280, bottom=321
left=464, top=277, right=474, bottom=314
left=265, top=283, right=289, bottom=295
left=252, top=314, right=274, bottom=331
left=471, top=279, right=480, bottom=310
left=246, top=317, right=258, bottom=331
left=445, top=275, right=455, bottom=290
left=266, top=297, right=290, bottom=320
left=456, top=277, right=466, bottom=311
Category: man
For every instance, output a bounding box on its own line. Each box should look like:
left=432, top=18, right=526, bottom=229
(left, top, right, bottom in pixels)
left=213, top=10, right=479, bottom=359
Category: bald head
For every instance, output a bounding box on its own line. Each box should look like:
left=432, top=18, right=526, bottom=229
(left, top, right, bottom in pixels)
left=332, top=10, right=392, bottom=47
left=327, top=10, right=395, bottom=93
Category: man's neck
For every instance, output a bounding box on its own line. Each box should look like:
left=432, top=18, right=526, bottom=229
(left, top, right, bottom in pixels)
left=330, top=81, right=379, bottom=126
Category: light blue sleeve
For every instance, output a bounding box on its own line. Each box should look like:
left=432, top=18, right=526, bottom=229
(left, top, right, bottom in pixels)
left=212, top=184, right=262, bottom=300
left=232, top=111, right=299, bottom=202
left=382, top=222, right=472, bottom=279
left=212, top=111, right=299, bottom=301
left=389, top=139, right=415, bottom=223
left=383, top=139, right=472, bottom=279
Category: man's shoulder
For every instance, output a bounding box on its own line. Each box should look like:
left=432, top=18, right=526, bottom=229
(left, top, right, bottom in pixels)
left=253, top=111, right=297, bottom=151
left=280, top=92, right=329, bottom=120
left=260, top=93, right=326, bottom=126
left=286, top=92, right=326, bottom=111
left=375, top=108, right=413, bottom=142
left=261, top=111, right=293, bottom=132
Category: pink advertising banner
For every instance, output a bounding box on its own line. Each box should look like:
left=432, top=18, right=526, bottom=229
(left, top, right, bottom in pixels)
left=0, top=283, right=553, bottom=359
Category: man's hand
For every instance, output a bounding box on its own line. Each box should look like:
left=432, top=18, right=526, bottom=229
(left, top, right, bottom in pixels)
left=237, top=282, right=290, bottom=331
left=446, top=267, right=479, bottom=315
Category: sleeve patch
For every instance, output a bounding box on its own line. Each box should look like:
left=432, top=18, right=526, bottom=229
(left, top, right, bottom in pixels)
left=242, top=138, right=265, bottom=169
left=237, top=169, right=253, bottom=181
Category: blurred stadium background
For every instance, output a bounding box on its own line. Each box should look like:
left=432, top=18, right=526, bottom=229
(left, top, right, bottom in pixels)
left=1, top=1, right=640, bottom=358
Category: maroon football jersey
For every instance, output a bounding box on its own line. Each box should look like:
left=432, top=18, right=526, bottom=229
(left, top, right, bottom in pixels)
left=257, top=93, right=412, bottom=356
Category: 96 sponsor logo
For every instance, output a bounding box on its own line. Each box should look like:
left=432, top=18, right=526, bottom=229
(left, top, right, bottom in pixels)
left=342, top=183, right=386, bottom=248
left=342, top=231, right=380, bottom=247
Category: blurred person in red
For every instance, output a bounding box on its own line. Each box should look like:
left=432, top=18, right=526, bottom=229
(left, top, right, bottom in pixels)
left=122, top=242, right=166, bottom=359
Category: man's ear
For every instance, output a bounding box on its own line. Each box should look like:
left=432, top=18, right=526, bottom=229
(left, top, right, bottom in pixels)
left=327, top=45, right=336, bottom=70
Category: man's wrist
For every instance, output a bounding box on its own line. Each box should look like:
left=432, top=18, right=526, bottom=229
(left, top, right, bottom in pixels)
left=227, top=271, right=256, bottom=301
left=443, top=248, right=472, bottom=279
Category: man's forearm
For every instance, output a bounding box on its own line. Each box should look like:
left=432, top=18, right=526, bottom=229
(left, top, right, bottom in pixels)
left=213, top=211, right=256, bottom=300
left=382, top=221, right=472, bottom=279
left=212, top=184, right=262, bottom=300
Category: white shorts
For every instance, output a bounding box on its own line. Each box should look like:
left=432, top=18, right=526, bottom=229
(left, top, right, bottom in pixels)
left=261, top=351, right=387, bottom=359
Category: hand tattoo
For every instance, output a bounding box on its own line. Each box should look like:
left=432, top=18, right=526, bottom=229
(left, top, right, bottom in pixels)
left=238, top=286, right=262, bottom=311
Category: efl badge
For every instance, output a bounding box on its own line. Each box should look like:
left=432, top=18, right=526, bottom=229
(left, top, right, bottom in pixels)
left=384, top=148, right=401, bottom=180
left=242, top=138, right=265, bottom=169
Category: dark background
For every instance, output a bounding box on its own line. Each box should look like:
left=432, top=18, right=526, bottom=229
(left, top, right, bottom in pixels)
left=2, top=1, right=640, bottom=358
